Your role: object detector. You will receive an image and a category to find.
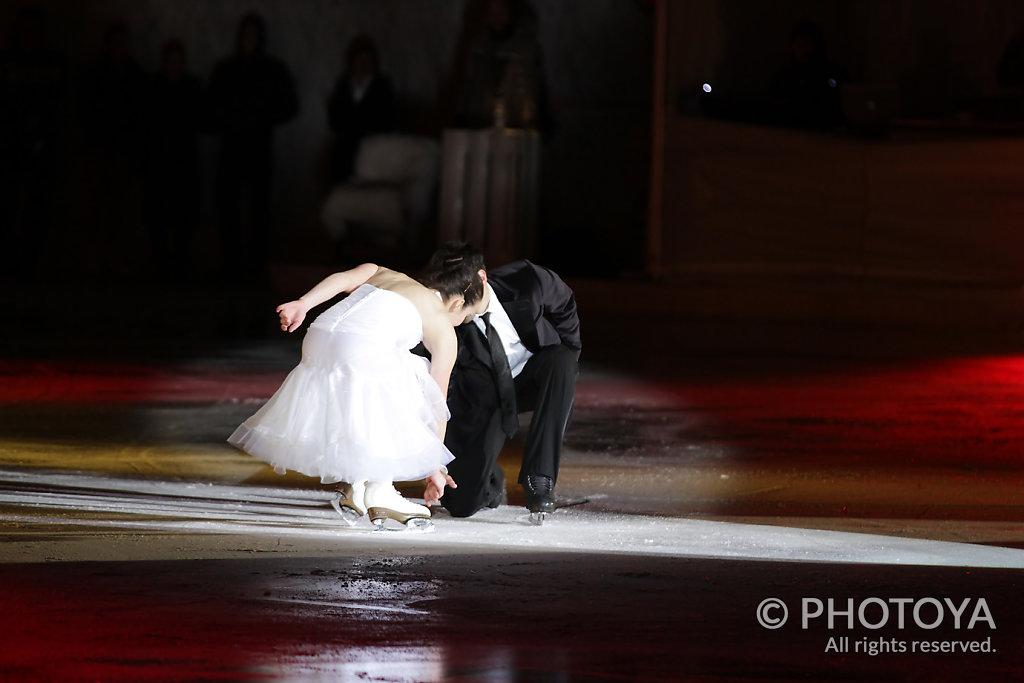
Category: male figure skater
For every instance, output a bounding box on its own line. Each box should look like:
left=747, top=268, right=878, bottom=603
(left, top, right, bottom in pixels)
left=421, top=242, right=580, bottom=522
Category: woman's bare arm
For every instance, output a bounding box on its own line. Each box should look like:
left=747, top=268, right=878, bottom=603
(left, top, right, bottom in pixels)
left=421, top=314, right=457, bottom=419
left=421, top=320, right=458, bottom=505
left=298, top=262, right=380, bottom=308
left=277, top=263, right=379, bottom=332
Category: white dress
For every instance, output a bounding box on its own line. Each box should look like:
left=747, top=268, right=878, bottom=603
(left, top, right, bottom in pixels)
left=228, top=284, right=454, bottom=483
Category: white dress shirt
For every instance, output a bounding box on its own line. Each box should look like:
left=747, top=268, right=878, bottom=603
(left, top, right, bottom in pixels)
left=473, top=283, right=533, bottom=377
left=351, top=75, right=373, bottom=103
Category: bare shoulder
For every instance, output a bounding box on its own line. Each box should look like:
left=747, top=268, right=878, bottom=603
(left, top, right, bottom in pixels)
left=365, top=266, right=402, bottom=288
left=370, top=269, right=444, bottom=316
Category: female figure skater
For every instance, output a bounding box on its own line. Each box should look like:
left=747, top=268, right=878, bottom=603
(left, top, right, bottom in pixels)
left=228, top=262, right=484, bottom=530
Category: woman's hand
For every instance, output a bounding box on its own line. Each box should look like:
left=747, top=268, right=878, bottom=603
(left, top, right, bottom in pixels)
left=276, top=300, right=308, bottom=333
left=424, top=468, right=457, bottom=507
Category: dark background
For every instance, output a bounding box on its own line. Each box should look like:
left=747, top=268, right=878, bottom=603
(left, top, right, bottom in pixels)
left=0, top=0, right=654, bottom=285
left=7, top=0, right=1024, bottom=351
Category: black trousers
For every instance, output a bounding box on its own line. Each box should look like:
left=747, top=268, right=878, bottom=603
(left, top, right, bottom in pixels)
left=441, top=345, right=578, bottom=517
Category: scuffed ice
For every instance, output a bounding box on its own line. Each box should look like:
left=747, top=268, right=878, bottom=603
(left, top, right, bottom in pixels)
left=2, top=469, right=1023, bottom=569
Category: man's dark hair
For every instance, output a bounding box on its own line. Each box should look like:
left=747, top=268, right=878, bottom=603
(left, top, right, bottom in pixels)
left=420, top=241, right=486, bottom=306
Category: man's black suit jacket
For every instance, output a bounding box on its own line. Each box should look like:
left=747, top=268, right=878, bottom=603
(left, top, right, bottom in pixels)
left=446, top=259, right=581, bottom=443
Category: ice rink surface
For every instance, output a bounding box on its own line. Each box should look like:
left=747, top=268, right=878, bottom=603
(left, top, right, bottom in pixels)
left=3, top=280, right=1024, bottom=681
left=3, top=468, right=1024, bottom=570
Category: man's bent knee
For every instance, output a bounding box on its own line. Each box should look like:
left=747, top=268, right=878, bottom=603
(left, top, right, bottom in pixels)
left=537, top=344, right=578, bottom=373
left=440, top=492, right=483, bottom=518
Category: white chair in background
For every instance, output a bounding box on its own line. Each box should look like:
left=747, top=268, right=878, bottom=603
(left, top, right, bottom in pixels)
left=321, top=134, right=440, bottom=250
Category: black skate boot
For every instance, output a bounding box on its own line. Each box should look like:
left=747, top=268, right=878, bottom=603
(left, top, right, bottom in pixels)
left=523, top=474, right=555, bottom=525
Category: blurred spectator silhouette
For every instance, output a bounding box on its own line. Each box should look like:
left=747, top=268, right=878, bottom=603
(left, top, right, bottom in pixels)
left=321, top=33, right=439, bottom=265
left=0, top=6, right=64, bottom=278
left=452, top=0, right=551, bottom=133
left=142, top=39, right=204, bottom=281
left=209, top=12, right=298, bottom=279
left=998, top=24, right=1024, bottom=93
left=81, top=23, right=144, bottom=157
left=326, top=33, right=395, bottom=184
left=766, top=20, right=849, bottom=130
left=79, top=21, right=146, bottom=275
left=899, top=29, right=976, bottom=120
left=996, top=24, right=1024, bottom=120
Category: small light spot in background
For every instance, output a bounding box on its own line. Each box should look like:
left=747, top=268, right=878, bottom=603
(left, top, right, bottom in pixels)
left=702, top=83, right=712, bottom=93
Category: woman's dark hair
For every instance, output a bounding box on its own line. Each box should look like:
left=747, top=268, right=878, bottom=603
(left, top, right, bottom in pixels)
left=420, top=241, right=486, bottom=306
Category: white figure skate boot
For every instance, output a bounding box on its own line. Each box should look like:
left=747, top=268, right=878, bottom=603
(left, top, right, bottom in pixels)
left=364, top=481, right=433, bottom=531
left=330, top=480, right=367, bottom=526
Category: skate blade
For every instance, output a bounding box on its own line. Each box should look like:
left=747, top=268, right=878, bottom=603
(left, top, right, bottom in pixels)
left=528, top=511, right=547, bottom=526
left=370, top=516, right=435, bottom=533
left=330, top=493, right=364, bottom=526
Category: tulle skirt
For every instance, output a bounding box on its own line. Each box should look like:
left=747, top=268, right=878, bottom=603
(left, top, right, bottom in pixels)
left=228, top=291, right=454, bottom=483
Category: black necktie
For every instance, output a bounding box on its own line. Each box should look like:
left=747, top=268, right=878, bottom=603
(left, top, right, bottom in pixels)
left=482, top=312, right=518, bottom=437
